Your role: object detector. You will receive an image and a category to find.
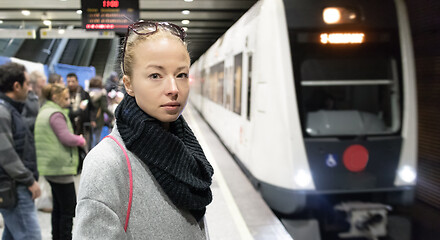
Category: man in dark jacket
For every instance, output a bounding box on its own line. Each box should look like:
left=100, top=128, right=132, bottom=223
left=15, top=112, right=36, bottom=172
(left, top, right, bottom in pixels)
left=0, top=62, right=42, bottom=240
left=67, top=73, right=94, bottom=150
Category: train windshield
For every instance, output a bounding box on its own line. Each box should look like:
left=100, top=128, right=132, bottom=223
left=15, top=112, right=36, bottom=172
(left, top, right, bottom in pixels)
left=291, top=31, right=402, bottom=137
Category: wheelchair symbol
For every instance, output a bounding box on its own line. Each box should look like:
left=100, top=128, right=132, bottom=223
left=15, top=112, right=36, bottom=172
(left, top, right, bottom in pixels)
left=326, top=154, right=337, bottom=167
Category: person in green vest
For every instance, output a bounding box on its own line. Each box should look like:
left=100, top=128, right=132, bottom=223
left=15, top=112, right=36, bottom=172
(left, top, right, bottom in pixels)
left=34, top=83, right=85, bottom=240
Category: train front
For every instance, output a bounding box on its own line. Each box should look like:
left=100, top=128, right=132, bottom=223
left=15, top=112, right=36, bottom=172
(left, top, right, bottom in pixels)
left=284, top=0, right=417, bottom=238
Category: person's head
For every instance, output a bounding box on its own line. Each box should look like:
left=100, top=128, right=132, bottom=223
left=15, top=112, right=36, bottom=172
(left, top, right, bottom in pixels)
left=42, top=84, right=70, bottom=108
left=109, top=72, right=118, bottom=83
left=0, top=62, right=29, bottom=102
left=121, top=21, right=191, bottom=123
left=48, top=73, right=63, bottom=85
left=29, top=70, right=47, bottom=97
left=89, top=76, right=103, bottom=89
left=66, top=73, right=79, bottom=92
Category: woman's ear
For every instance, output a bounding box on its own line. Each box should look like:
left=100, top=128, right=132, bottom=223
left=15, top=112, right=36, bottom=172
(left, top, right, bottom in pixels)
left=123, top=75, right=134, bottom=96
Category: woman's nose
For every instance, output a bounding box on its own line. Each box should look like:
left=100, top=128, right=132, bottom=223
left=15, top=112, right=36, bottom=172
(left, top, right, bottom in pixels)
left=166, top=76, right=179, bottom=96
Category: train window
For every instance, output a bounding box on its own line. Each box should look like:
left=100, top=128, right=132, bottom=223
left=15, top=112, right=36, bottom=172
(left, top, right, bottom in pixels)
left=200, top=69, right=205, bottom=97
left=247, top=54, right=253, bottom=120
left=300, top=58, right=389, bottom=81
left=217, top=62, right=224, bottom=105
left=233, top=53, right=243, bottom=115
left=224, top=66, right=234, bottom=111
left=203, top=68, right=210, bottom=100
left=291, top=31, right=402, bottom=137
left=208, top=62, right=224, bottom=105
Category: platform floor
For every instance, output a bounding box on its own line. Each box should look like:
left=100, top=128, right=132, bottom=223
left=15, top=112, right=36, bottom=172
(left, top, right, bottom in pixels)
left=0, top=103, right=292, bottom=240
left=185, top=105, right=292, bottom=240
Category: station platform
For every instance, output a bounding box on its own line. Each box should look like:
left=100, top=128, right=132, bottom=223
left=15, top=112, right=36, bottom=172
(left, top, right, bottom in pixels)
left=0, top=103, right=292, bottom=240
left=184, top=104, right=292, bottom=240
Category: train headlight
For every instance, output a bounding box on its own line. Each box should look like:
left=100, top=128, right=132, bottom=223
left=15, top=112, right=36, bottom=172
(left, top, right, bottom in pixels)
left=398, top=165, right=417, bottom=184
left=294, top=169, right=312, bottom=188
left=323, top=7, right=359, bottom=25
left=323, top=8, right=341, bottom=24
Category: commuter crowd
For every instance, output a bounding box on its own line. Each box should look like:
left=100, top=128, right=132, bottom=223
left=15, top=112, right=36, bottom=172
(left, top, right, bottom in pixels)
left=0, top=63, right=123, bottom=240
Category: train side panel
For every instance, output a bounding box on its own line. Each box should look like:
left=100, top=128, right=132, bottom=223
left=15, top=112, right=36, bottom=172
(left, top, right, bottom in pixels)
left=250, top=0, right=314, bottom=191
left=393, top=0, right=418, bottom=187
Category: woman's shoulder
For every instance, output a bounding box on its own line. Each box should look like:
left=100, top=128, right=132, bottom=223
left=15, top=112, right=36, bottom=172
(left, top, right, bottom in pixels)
left=78, top=135, right=130, bottom=207
left=82, top=136, right=125, bottom=174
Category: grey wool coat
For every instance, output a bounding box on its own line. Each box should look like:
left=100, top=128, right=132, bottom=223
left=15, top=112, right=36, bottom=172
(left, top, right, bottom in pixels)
left=73, top=125, right=208, bottom=240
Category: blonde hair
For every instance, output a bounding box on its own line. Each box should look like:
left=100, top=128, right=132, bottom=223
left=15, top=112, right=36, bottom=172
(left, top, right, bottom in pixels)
left=42, top=83, right=68, bottom=102
left=121, top=28, right=189, bottom=78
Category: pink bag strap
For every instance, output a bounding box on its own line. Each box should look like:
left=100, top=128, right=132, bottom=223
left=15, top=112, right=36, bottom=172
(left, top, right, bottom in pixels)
left=104, top=135, right=133, bottom=232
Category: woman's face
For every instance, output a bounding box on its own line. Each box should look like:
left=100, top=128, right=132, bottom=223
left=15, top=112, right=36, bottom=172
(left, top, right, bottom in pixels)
left=124, top=36, right=190, bottom=122
left=54, top=90, right=70, bottom=108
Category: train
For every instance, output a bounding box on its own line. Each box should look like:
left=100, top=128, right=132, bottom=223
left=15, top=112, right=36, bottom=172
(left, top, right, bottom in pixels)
left=189, top=0, right=417, bottom=238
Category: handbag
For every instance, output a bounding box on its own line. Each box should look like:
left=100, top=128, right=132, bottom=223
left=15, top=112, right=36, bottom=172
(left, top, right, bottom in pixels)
left=0, top=178, right=17, bottom=209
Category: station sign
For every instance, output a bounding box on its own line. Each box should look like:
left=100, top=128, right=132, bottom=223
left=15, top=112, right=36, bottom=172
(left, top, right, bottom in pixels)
left=40, top=29, right=115, bottom=39
left=81, top=0, right=139, bottom=32
left=0, top=29, right=36, bottom=39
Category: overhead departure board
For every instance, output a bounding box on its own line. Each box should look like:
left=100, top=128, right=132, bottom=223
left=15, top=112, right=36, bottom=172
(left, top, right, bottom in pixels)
left=81, top=0, right=139, bottom=32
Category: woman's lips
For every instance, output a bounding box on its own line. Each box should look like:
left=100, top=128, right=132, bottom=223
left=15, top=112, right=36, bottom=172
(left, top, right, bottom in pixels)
left=161, top=102, right=180, bottom=112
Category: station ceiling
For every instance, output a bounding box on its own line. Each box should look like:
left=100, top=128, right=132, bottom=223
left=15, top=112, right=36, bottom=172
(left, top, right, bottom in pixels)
left=0, top=0, right=258, bottom=61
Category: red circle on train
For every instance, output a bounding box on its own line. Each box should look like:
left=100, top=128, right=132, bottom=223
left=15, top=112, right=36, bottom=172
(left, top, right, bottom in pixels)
left=343, top=145, right=369, bottom=172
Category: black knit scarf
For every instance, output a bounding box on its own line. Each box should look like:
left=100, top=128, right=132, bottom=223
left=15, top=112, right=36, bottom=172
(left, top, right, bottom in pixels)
left=115, top=94, right=213, bottom=222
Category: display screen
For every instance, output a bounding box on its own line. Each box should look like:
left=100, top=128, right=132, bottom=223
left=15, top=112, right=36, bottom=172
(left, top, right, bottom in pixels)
left=320, top=33, right=365, bottom=44
left=81, top=0, right=139, bottom=32
left=296, top=32, right=391, bottom=44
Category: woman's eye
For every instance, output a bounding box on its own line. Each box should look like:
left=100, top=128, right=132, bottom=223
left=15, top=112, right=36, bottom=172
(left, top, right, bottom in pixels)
left=177, top=73, right=188, bottom=79
left=149, top=73, right=161, bottom=79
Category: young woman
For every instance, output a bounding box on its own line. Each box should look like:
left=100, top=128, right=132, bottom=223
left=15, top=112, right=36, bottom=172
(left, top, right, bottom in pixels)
left=73, top=21, right=214, bottom=239
left=34, top=84, right=86, bottom=240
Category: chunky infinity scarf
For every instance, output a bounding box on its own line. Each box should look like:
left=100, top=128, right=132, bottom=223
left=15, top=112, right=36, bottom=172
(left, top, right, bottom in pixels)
left=115, top=94, right=213, bottom=222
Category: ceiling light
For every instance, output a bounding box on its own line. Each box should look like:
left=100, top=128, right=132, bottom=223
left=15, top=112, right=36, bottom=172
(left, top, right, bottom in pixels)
left=181, top=20, right=190, bottom=25
left=182, top=10, right=190, bottom=15
left=0, top=20, right=3, bottom=24
left=60, top=0, right=68, bottom=2
left=182, top=27, right=188, bottom=31
left=43, top=20, right=52, bottom=26
left=76, top=10, right=82, bottom=14
left=184, top=0, right=194, bottom=2
left=58, top=29, right=65, bottom=34
left=21, top=10, right=31, bottom=16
